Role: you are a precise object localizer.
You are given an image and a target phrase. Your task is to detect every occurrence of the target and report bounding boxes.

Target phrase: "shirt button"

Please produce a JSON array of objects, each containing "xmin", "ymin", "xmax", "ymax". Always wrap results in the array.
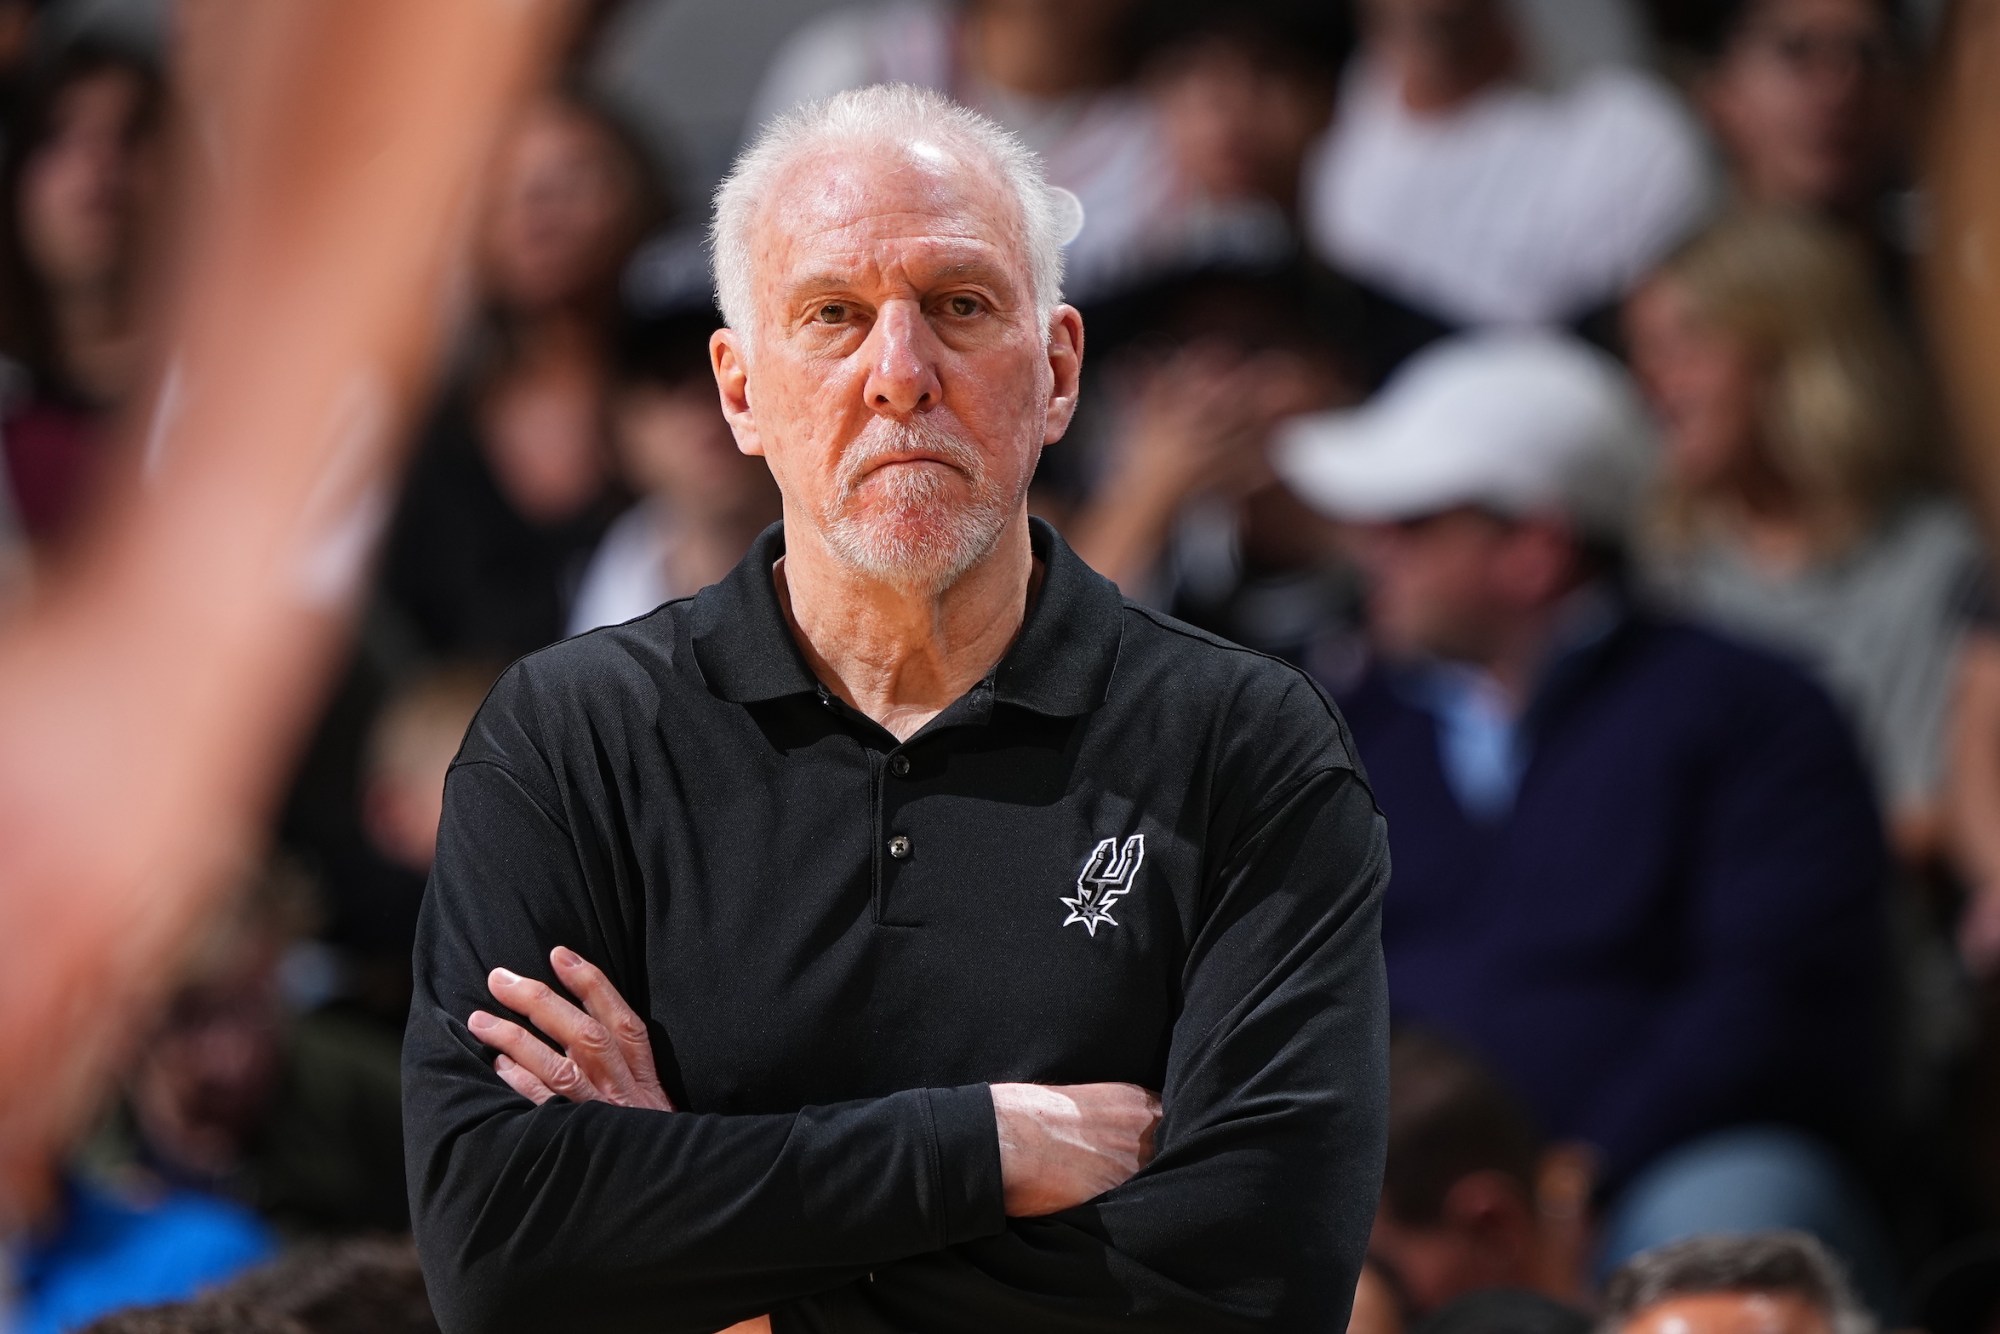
[
  {"xmin": 888, "ymin": 835, "xmax": 911, "ymax": 859},
  {"xmin": 889, "ymin": 754, "xmax": 911, "ymax": 778}
]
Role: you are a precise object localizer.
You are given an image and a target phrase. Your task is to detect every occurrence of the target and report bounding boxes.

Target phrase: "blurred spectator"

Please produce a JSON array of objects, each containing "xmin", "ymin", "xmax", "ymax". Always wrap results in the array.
[
  {"xmin": 375, "ymin": 90, "xmax": 656, "ymax": 662},
  {"xmin": 1601, "ymin": 1232, "xmax": 1877, "ymax": 1334},
  {"xmin": 212, "ymin": 1236, "xmax": 437, "ymax": 1334},
  {"xmin": 85, "ymin": 863, "xmax": 408, "ymax": 1237},
  {"xmin": 1372, "ymin": 1030, "xmax": 1596, "ymax": 1316},
  {"xmin": 1504, "ymin": 0, "xmax": 1652, "ymax": 85},
  {"xmin": 1301, "ymin": 0, "xmax": 1712, "ymax": 333},
  {"xmin": 1276, "ymin": 331, "xmax": 1893, "ymax": 1281},
  {"xmin": 0, "ymin": 0, "xmax": 40, "ymax": 98},
  {"xmin": 1414, "ymin": 1290, "xmax": 1594, "ymax": 1334},
  {"xmin": 1685, "ymin": 0, "xmax": 1913, "ymax": 283},
  {"xmin": 566, "ymin": 306, "xmax": 779, "ymax": 633},
  {"xmin": 76, "ymin": 1235, "xmax": 439, "ymax": 1334},
  {"xmin": 746, "ymin": 0, "xmax": 1179, "ymax": 302},
  {"xmin": 1064, "ymin": 262, "xmax": 1358, "ymax": 658},
  {"xmin": 12, "ymin": 1174, "xmax": 272, "ymax": 1334},
  {"xmin": 1625, "ymin": 209, "xmax": 1979, "ymax": 864},
  {"xmin": 1145, "ymin": 3, "xmax": 1346, "ymax": 218},
  {"xmin": 1123, "ymin": 1, "xmax": 1348, "ymax": 282},
  {"xmin": 0, "ymin": 37, "xmax": 161, "ymax": 550},
  {"xmin": 307, "ymin": 663, "xmax": 494, "ymax": 1026},
  {"xmin": 81, "ymin": 1307, "xmax": 303, "ymax": 1334}
]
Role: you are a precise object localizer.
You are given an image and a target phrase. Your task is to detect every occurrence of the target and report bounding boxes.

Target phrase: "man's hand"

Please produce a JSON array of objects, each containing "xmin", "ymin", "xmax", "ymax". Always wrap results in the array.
[
  {"xmin": 468, "ymin": 946, "xmax": 675, "ymax": 1110},
  {"xmin": 991, "ymin": 1082, "xmax": 1162, "ymax": 1216},
  {"xmin": 469, "ymin": 954, "xmax": 1163, "ymax": 1223}
]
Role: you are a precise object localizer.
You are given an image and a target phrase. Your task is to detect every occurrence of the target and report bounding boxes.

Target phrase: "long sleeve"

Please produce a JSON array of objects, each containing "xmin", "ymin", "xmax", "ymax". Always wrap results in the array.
[
  {"xmin": 404, "ymin": 757, "xmax": 1005, "ymax": 1334},
  {"xmin": 1577, "ymin": 669, "xmax": 1892, "ymax": 1183},
  {"xmin": 773, "ymin": 767, "xmax": 1393, "ymax": 1333}
]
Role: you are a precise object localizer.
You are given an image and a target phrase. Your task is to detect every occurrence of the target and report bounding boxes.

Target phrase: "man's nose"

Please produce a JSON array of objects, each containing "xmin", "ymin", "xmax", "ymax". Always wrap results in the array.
[{"xmin": 861, "ymin": 301, "xmax": 942, "ymax": 416}]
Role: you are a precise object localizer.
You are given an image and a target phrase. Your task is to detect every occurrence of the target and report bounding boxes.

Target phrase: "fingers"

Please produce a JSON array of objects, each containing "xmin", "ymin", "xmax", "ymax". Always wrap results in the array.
[
  {"xmin": 487, "ymin": 965, "xmax": 643, "ymax": 1103},
  {"xmin": 468, "ymin": 1007, "xmax": 600, "ymax": 1103},
  {"xmin": 551, "ymin": 947, "xmax": 674, "ymax": 1111},
  {"xmin": 494, "ymin": 1052, "xmax": 556, "ymax": 1104}
]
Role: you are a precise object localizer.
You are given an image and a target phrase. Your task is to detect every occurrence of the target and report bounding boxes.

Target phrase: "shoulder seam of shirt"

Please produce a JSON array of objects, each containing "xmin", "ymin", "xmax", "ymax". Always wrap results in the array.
[
  {"xmin": 444, "ymin": 756, "xmax": 573, "ymax": 834},
  {"xmin": 1120, "ymin": 599, "xmax": 1360, "ymax": 751},
  {"xmin": 1234, "ymin": 764, "xmax": 1377, "ymax": 856}
]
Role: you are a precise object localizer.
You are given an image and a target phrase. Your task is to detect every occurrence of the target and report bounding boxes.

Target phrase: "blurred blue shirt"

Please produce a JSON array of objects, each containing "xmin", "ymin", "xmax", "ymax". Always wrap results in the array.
[{"xmin": 12, "ymin": 1175, "xmax": 274, "ymax": 1334}]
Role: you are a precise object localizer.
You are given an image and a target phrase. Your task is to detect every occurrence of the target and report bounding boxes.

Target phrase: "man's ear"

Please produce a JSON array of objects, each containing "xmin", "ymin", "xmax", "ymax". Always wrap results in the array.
[
  {"xmin": 711, "ymin": 327, "xmax": 762, "ymax": 457},
  {"xmin": 1042, "ymin": 303, "xmax": 1085, "ymax": 446}
]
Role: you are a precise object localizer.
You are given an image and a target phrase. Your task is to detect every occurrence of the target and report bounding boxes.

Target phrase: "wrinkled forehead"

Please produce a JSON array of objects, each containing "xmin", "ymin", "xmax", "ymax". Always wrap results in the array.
[{"xmin": 751, "ymin": 140, "xmax": 1032, "ymax": 300}]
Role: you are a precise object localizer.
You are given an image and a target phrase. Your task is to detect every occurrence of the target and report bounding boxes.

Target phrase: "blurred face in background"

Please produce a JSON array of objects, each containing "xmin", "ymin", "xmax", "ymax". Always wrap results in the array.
[
  {"xmin": 970, "ymin": 0, "xmax": 1135, "ymax": 44},
  {"xmin": 1353, "ymin": 508, "xmax": 1575, "ymax": 665},
  {"xmin": 129, "ymin": 926, "xmax": 287, "ymax": 1176},
  {"xmin": 614, "ymin": 372, "xmax": 777, "ymax": 523},
  {"xmin": 1362, "ymin": 0, "xmax": 1518, "ymax": 113},
  {"xmin": 1624, "ymin": 275, "xmax": 1767, "ymax": 498},
  {"xmin": 1703, "ymin": 0, "xmax": 1906, "ymax": 214},
  {"xmin": 480, "ymin": 99, "xmax": 643, "ymax": 315},
  {"xmin": 1368, "ymin": 1185, "xmax": 1541, "ymax": 1316},
  {"xmin": 1153, "ymin": 36, "xmax": 1334, "ymax": 206},
  {"xmin": 18, "ymin": 64, "xmax": 157, "ymax": 298},
  {"xmin": 1621, "ymin": 1292, "xmax": 1835, "ymax": 1334}
]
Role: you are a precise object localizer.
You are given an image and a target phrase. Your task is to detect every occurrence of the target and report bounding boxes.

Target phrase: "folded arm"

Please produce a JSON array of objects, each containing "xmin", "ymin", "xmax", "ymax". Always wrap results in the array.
[
  {"xmin": 774, "ymin": 766, "xmax": 1393, "ymax": 1333},
  {"xmin": 405, "ymin": 758, "xmax": 1010, "ymax": 1334}
]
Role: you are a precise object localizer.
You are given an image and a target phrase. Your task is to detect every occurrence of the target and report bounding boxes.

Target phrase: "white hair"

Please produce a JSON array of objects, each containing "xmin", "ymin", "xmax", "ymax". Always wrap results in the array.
[{"xmin": 709, "ymin": 83, "xmax": 1068, "ymax": 341}]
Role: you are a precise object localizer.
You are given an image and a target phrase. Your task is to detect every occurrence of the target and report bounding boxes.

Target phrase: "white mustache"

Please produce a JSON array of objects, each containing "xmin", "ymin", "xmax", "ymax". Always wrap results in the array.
[{"xmin": 837, "ymin": 416, "xmax": 985, "ymax": 496}]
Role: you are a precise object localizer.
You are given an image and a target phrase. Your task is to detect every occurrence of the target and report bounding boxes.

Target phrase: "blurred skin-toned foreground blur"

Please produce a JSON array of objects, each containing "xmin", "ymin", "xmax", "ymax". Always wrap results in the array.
[
  {"xmin": 3, "ymin": 0, "xmax": 2000, "ymax": 1304},
  {"xmin": 0, "ymin": 0, "xmax": 570, "ymax": 1229}
]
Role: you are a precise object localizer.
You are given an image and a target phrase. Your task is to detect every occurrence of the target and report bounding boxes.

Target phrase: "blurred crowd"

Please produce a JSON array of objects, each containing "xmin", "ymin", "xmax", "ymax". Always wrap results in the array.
[{"xmin": 2, "ymin": 0, "xmax": 1999, "ymax": 1330}]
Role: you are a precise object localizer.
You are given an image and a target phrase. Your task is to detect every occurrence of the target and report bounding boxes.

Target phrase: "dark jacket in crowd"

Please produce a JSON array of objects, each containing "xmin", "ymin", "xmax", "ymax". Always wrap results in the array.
[
  {"xmin": 375, "ymin": 392, "xmax": 621, "ymax": 663},
  {"xmin": 1333, "ymin": 605, "xmax": 1891, "ymax": 1188}
]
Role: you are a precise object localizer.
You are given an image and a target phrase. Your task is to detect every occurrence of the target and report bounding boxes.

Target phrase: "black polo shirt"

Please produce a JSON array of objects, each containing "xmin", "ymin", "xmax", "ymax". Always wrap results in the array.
[{"xmin": 404, "ymin": 518, "xmax": 1390, "ymax": 1334}]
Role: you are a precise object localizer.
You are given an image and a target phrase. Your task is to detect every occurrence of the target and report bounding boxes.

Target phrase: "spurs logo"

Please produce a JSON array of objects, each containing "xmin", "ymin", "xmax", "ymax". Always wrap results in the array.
[{"xmin": 1062, "ymin": 834, "xmax": 1145, "ymax": 937}]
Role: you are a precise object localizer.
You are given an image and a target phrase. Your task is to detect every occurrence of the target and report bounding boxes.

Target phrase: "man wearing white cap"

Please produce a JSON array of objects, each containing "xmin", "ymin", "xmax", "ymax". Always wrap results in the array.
[{"xmin": 1276, "ymin": 331, "xmax": 1898, "ymax": 1286}]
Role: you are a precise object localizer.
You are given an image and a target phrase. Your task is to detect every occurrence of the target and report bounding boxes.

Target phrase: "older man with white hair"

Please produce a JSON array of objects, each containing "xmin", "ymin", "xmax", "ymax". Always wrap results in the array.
[{"xmin": 401, "ymin": 85, "xmax": 1390, "ymax": 1333}]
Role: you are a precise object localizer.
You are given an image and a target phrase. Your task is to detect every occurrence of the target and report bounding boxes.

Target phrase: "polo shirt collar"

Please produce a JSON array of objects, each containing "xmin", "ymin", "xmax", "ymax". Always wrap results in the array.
[{"xmin": 689, "ymin": 517, "xmax": 1124, "ymax": 718}]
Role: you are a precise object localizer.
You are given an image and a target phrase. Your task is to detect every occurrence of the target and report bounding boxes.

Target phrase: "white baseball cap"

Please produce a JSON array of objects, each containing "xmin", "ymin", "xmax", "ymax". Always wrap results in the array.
[{"xmin": 1273, "ymin": 330, "xmax": 1656, "ymax": 540}]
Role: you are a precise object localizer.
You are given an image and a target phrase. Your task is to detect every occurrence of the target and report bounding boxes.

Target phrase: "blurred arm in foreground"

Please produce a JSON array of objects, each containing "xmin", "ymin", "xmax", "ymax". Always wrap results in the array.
[{"xmin": 0, "ymin": 0, "xmax": 567, "ymax": 1228}]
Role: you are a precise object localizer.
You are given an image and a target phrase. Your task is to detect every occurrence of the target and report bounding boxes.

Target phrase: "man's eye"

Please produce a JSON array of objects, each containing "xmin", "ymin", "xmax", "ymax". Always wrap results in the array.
[
  {"xmin": 815, "ymin": 303, "xmax": 849, "ymax": 324},
  {"xmin": 945, "ymin": 295, "xmax": 982, "ymax": 317}
]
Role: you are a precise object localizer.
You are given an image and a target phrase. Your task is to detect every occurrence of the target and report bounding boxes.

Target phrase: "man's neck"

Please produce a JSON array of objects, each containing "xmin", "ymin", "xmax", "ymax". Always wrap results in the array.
[{"xmin": 774, "ymin": 512, "xmax": 1038, "ymax": 742}]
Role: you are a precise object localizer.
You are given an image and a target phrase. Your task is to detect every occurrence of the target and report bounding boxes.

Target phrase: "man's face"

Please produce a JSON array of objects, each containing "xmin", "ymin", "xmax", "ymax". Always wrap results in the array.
[
  {"xmin": 1705, "ymin": 0, "xmax": 1906, "ymax": 214},
  {"xmin": 1352, "ymin": 508, "xmax": 1525, "ymax": 664},
  {"xmin": 712, "ymin": 142, "xmax": 1080, "ymax": 590},
  {"xmin": 1623, "ymin": 1292, "xmax": 1836, "ymax": 1334}
]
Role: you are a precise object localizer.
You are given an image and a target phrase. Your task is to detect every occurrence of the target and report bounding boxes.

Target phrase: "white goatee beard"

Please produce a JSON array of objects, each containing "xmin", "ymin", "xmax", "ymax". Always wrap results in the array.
[{"xmin": 818, "ymin": 415, "xmax": 1022, "ymax": 592}]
